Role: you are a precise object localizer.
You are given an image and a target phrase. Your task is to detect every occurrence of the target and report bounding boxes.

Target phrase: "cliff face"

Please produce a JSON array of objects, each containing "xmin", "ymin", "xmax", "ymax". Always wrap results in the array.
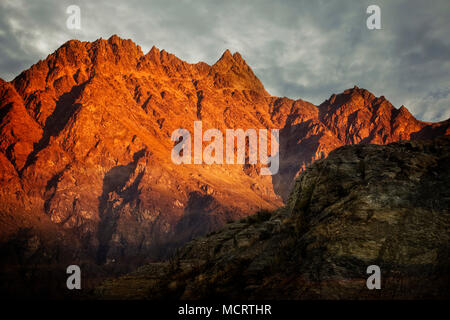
[
  {"xmin": 96, "ymin": 137, "xmax": 450, "ymax": 299},
  {"xmin": 0, "ymin": 35, "xmax": 448, "ymax": 265}
]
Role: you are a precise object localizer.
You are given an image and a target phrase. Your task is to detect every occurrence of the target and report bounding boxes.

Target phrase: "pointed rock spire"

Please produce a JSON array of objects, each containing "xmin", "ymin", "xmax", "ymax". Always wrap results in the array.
[
  {"xmin": 221, "ymin": 49, "xmax": 233, "ymax": 59},
  {"xmin": 147, "ymin": 45, "xmax": 161, "ymax": 63},
  {"xmin": 213, "ymin": 49, "xmax": 248, "ymax": 71}
]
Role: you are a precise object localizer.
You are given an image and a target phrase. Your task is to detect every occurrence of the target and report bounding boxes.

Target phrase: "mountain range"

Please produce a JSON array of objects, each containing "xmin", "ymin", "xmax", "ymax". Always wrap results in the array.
[{"xmin": 0, "ymin": 35, "xmax": 448, "ymax": 271}]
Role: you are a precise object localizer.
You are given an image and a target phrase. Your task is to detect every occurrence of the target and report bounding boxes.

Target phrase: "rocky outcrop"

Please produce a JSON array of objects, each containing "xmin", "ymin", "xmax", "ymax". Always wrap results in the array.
[{"xmin": 96, "ymin": 137, "xmax": 450, "ymax": 299}]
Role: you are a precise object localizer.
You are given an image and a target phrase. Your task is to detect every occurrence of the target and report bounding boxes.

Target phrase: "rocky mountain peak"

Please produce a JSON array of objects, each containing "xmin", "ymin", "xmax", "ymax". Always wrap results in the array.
[
  {"xmin": 211, "ymin": 49, "xmax": 266, "ymax": 93},
  {"xmin": 147, "ymin": 45, "xmax": 160, "ymax": 57},
  {"xmin": 232, "ymin": 51, "xmax": 245, "ymax": 64},
  {"xmin": 213, "ymin": 49, "xmax": 247, "ymax": 70},
  {"xmin": 221, "ymin": 48, "xmax": 233, "ymax": 58},
  {"xmin": 396, "ymin": 105, "xmax": 414, "ymax": 118}
]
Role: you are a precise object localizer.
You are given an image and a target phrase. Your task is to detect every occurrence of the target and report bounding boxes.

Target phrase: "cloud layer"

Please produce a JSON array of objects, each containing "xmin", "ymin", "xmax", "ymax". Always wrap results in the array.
[{"xmin": 0, "ymin": 0, "xmax": 449, "ymax": 121}]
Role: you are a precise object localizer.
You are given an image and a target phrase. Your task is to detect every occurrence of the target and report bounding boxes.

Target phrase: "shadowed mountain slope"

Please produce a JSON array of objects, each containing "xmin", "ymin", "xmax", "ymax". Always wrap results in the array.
[{"xmin": 96, "ymin": 136, "xmax": 450, "ymax": 300}]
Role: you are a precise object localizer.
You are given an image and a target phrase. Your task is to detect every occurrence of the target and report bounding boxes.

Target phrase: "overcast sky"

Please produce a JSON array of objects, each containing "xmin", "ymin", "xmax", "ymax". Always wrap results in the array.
[{"xmin": 0, "ymin": 0, "xmax": 449, "ymax": 121}]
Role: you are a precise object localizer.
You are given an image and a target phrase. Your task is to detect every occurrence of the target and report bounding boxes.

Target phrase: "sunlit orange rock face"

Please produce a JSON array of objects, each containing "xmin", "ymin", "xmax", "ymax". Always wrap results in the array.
[{"xmin": 0, "ymin": 35, "xmax": 448, "ymax": 262}]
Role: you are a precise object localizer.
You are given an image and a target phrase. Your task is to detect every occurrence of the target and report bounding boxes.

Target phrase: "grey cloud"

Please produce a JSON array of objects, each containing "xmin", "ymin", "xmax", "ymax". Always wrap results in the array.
[{"xmin": 0, "ymin": 0, "xmax": 448, "ymax": 121}]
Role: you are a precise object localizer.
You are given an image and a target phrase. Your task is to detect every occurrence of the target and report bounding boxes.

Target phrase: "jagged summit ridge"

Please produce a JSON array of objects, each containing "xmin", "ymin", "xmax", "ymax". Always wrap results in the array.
[{"xmin": 214, "ymin": 49, "xmax": 247, "ymax": 67}]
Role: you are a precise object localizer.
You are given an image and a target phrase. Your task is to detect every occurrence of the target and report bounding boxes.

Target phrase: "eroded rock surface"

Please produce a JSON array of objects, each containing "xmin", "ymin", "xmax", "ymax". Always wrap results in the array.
[{"xmin": 96, "ymin": 137, "xmax": 450, "ymax": 299}]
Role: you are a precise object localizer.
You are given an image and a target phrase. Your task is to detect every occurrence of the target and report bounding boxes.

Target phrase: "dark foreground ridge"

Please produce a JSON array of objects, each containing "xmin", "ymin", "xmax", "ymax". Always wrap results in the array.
[{"xmin": 96, "ymin": 136, "xmax": 450, "ymax": 299}]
